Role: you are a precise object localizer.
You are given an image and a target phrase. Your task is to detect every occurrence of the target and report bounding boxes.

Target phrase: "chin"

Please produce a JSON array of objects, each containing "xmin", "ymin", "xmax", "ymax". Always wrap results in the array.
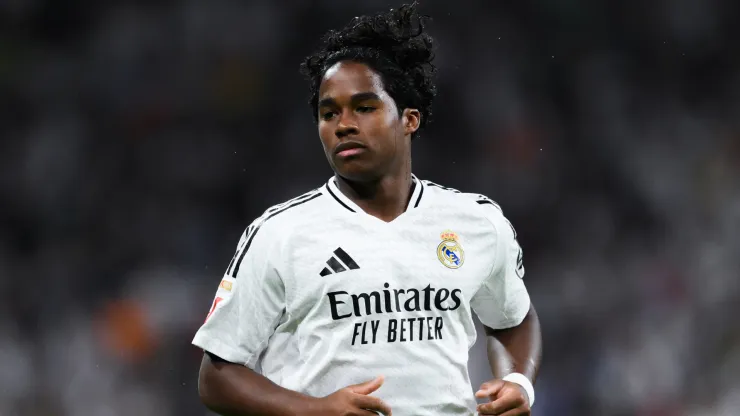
[{"xmin": 334, "ymin": 161, "xmax": 382, "ymax": 183}]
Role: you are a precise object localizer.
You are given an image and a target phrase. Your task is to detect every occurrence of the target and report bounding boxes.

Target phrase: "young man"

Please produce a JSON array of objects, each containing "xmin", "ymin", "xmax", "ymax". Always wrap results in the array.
[{"xmin": 193, "ymin": 3, "xmax": 542, "ymax": 415}]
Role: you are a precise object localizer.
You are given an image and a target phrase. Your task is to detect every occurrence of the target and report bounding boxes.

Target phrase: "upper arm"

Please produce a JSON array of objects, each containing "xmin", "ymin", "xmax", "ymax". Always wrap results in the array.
[
  {"xmin": 198, "ymin": 350, "xmax": 260, "ymax": 412},
  {"xmin": 470, "ymin": 204, "xmax": 530, "ymax": 329},
  {"xmin": 192, "ymin": 221, "xmax": 286, "ymax": 368},
  {"xmin": 198, "ymin": 352, "xmax": 226, "ymax": 403}
]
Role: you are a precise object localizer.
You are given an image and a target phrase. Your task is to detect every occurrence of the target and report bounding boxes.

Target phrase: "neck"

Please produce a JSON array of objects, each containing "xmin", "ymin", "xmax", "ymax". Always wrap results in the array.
[{"xmin": 335, "ymin": 163, "xmax": 414, "ymax": 223}]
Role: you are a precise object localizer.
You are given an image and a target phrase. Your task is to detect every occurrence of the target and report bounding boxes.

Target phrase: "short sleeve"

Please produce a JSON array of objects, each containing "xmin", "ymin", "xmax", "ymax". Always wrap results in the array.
[
  {"xmin": 192, "ymin": 221, "xmax": 285, "ymax": 368},
  {"xmin": 470, "ymin": 206, "xmax": 530, "ymax": 329}
]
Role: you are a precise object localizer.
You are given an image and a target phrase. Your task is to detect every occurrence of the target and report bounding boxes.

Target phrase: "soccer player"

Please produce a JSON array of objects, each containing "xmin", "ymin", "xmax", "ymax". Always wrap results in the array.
[{"xmin": 193, "ymin": 3, "xmax": 542, "ymax": 415}]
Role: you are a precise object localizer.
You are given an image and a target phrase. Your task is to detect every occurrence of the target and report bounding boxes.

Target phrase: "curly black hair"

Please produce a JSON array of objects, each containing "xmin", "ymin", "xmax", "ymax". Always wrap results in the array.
[{"xmin": 299, "ymin": 2, "xmax": 437, "ymax": 140}]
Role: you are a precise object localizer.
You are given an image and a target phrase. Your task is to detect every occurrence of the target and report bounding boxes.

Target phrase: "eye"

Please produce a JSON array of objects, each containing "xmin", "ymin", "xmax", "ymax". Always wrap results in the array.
[
  {"xmin": 357, "ymin": 106, "xmax": 376, "ymax": 113},
  {"xmin": 320, "ymin": 111, "xmax": 336, "ymax": 121}
]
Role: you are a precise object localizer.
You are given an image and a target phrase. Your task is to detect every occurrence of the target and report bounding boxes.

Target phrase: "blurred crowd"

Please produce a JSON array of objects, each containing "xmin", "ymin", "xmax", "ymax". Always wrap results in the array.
[{"xmin": 1, "ymin": 0, "xmax": 739, "ymax": 415}]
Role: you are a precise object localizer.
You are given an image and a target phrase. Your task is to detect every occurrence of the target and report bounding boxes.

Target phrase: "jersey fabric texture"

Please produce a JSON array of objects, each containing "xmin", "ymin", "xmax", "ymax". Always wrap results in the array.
[{"xmin": 192, "ymin": 175, "xmax": 531, "ymax": 416}]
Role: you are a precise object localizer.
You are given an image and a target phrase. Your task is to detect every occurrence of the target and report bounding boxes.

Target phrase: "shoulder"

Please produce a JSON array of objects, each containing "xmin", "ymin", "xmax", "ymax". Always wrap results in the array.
[
  {"xmin": 421, "ymin": 179, "xmax": 502, "ymax": 213},
  {"xmin": 242, "ymin": 187, "xmax": 326, "ymax": 245},
  {"xmin": 420, "ymin": 178, "xmax": 515, "ymax": 233},
  {"xmin": 226, "ymin": 187, "xmax": 325, "ymax": 278}
]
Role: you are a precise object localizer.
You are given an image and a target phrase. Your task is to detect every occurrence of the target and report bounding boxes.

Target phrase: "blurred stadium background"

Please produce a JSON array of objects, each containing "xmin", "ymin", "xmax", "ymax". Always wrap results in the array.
[{"xmin": 1, "ymin": 0, "xmax": 739, "ymax": 415}]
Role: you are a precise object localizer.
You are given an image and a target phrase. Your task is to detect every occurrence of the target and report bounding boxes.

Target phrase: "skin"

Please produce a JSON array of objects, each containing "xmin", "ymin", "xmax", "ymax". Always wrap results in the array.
[
  {"xmin": 316, "ymin": 61, "xmax": 420, "ymax": 223},
  {"xmin": 477, "ymin": 305, "xmax": 543, "ymax": 415},
  {"xmin": 197, "ymin": 60, "xmax": 542, "ymax": 416},
  {"xmin": 198, "ymin": 354, "xmax": 391, "ymax": 416}
]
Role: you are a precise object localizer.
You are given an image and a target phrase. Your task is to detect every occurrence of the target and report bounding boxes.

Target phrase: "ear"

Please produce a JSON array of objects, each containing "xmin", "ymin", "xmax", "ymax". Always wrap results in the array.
[{"xmin": 402, "ymin": 108, "xmax": 421, "ymax": 136}]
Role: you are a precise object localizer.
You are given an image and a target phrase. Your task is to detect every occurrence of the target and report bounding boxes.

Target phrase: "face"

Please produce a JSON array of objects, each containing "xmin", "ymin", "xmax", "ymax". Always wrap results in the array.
[{"xmin": 317, "ymin": 61, "xmax": 420, "ymax": 182}]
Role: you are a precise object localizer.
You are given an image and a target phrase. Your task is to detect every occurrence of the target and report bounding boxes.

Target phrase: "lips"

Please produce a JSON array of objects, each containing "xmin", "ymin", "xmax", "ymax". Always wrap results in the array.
[{"xmin": 334, "ymin": 141, "xmax": 367, "ymax": 157}]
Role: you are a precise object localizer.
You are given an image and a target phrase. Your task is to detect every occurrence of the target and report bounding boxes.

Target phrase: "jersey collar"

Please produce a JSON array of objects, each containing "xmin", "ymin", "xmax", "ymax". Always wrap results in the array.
[{"xmin": 325, "ymin": 174, "xmax": 425, "ymax": 214}]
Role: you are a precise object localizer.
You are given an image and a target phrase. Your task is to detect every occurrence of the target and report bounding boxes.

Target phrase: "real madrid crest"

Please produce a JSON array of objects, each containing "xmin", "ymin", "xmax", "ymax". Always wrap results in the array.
[{"xmin": 437, "ymin": 230, "xmax": 465, "ymax": 269}]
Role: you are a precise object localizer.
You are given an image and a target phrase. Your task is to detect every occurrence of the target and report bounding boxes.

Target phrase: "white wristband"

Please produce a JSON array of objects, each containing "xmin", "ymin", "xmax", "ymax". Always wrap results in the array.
[{"xmin": 502, "ymin": 372, "xmax": 535, "ymax": 407}]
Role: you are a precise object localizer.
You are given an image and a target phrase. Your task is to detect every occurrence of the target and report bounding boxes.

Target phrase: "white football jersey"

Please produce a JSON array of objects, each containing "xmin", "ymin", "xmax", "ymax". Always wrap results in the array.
[{"xmin": 192, "ymin": 175, "xmax": 531, "ymax": 416}]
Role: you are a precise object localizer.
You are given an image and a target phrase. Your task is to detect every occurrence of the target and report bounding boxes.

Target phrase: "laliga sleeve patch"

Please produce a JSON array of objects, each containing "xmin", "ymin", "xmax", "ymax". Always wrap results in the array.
[{"xmin": 219, "ymin": 279, "xmax": 233, "ymax": 291}]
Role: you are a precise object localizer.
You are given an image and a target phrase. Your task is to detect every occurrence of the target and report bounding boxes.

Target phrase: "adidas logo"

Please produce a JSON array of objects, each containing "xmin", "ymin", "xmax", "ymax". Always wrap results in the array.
[{"xmin": 320, "ymin": 248, "xmax": 360, "ymax": 276}]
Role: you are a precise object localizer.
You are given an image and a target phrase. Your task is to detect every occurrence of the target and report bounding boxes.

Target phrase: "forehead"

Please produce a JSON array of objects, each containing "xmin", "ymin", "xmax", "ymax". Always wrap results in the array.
[{"xmin": 318, "ymin": 61, "xmax": 388, "ymax": 100}]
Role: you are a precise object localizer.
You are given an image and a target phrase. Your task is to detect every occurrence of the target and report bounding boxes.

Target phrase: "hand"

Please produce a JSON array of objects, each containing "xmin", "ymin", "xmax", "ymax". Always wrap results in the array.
[
  {"xmin": 307, "ymin": 376, "xmax": 392, "ymax": 416},
  {"xmin": 475, "ymin": 379, "xmax": 530, "ymax": 415}
]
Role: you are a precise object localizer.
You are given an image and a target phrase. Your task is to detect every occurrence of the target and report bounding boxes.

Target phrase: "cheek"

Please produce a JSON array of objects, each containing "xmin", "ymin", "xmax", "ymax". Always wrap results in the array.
[
  {"xmin": 317, "ymin": 123, "xmax": 334, "ymax": 150},
  {"xmin": 366, "ymin": 109, "xmax": 399, "ymax": 135},
  {"xmin": 383, "ymin": 107, "xmax": 398, "ymax": 127},
  {"xmin": 384, "ymin": 110, "xmax": 404, "ymax": 140}
]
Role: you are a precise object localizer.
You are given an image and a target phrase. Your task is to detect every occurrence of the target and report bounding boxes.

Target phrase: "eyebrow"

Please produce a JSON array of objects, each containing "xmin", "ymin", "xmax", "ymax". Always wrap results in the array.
[{"xmin": 318, "ymin": 92, "xmax": 382, "ymax": 108}]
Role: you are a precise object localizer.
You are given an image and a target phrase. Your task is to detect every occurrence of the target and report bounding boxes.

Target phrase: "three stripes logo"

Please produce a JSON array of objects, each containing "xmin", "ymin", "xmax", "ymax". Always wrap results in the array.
[{"xmin": 320, "ymin": 248, "xmax": 360, "ymax": 276}]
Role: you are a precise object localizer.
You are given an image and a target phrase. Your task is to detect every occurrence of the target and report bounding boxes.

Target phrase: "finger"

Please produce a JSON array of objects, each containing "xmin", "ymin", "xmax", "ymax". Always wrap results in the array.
[
  {"xmin": 353, "ymin": 394, "xmax": 392, "ymax": 416},
  {"xmin": 358, "ymin": 409, "xmax": 386, "ymax": 416},
  {"xmin": 476, "ymin": 396, "xmax": 520, "ymax": 415},
  {"xmin": 475, "ymin": 379, "xmax": 505, "ymax": 399},
  {"xmin": 358, "ymin": 410, "xmax": 383, "ymax": 416},
  {"xmin": 348, "ymin": 376, "xmax": 385, "ymax": 395},
  {"xmin": 497, "ymin": 406, "xmax": 530, "ymax": 416}
]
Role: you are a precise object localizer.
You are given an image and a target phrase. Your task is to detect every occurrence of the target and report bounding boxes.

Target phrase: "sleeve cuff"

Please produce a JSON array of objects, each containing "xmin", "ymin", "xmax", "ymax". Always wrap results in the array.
[{"xmin": 192, "ymin": 333, "xmax": 256, "ymax": 369}]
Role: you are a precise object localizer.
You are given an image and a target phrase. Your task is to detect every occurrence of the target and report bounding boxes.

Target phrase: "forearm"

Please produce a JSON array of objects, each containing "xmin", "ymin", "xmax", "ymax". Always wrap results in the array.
[
  {"xmin": 198, "ymin": 352, "xmax": 315, "ymax": 416},
  {"xmin": 484, "ymin": 304, "xmax": 542, "ymax": 382}
]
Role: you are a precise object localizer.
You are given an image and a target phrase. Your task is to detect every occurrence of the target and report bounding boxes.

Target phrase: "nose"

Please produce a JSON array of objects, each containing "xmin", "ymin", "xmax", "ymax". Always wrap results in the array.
[{"xmin": 335, "ymin": 111, "xmax": 359, "ymax": 138}]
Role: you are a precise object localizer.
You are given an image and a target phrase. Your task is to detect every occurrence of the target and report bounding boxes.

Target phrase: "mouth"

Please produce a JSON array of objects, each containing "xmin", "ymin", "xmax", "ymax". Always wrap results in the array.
[{"xmin": 334, "ymin": 141, "xmax": 367, "ymax": 158}]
